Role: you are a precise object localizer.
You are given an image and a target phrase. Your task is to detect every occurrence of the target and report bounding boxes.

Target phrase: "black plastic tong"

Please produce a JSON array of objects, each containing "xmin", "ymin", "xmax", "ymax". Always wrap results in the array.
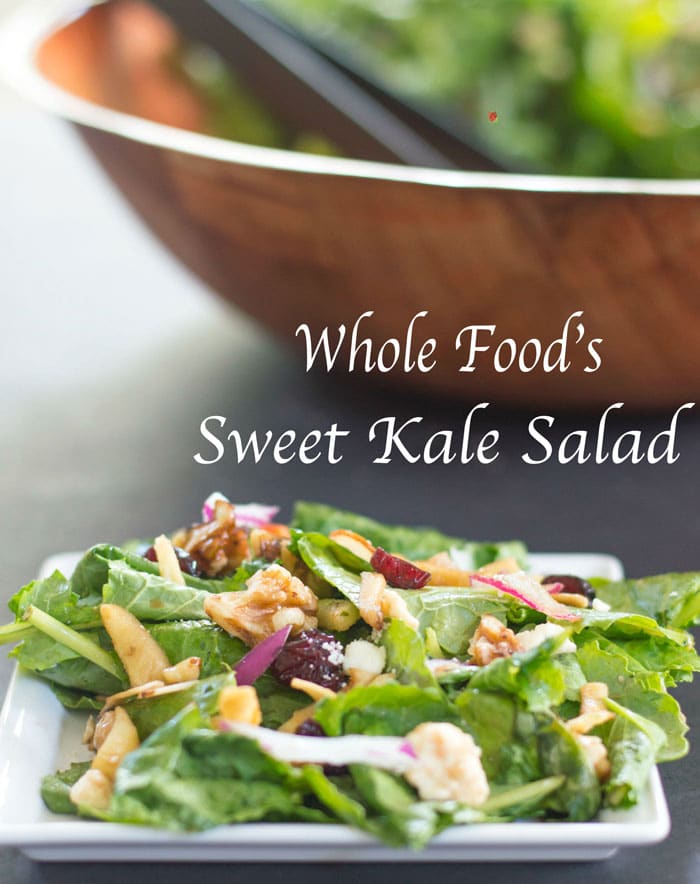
[{"xmin": 148, "ymin": 0, "xmax": 504, "ymax": 170}]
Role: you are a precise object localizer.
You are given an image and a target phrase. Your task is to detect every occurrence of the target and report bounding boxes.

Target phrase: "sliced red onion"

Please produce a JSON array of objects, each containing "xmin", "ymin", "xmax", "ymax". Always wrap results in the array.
[
  {"xmin": 399, "ymin": 741, "xmax": 418, "ymax": 759},
  {"xmin": 201, "ymin": 494, "xmax": 279, "ymax": 529},
  {"xmin": 202, "ymin": 491, "xmax": 231, "ymax": 522},
  {"xmin": 233, "ymin": 503, "xmax": 281, "ymax": 530},
  {"xmin": 542, "ymin": 581, "xmax": 565, "ymax": 595},
  {"xmin": 471, "ymin": 573, "xmax": 582, "ymax": 621},
  {"xmin": 219, "ymin": 722, "xmax": 416, "ymax": 772},
  {"xmin": 233, "ymin": 625, "xmax": 292, "ymax": 686}
]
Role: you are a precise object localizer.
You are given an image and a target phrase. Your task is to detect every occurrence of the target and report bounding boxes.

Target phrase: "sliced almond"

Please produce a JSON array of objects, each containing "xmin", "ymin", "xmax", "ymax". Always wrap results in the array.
[
  {"xmin": 359, "ymin": 571, "xmax": 386, "ymax": 629},
  {"xmin": 92, "ymin": 710, "xmax": 116, "ymax": 751},
  {"xmin": 289, "ymin": 677, "xmax": 337, "ymax": 702},
  {"xmin": 103, "ymin": 680, "xmax": 165, "ymax": 709},
  {"xmin": 580, "ymin": 682, "xmax": 609, "ymax": 712},
  {"xmin": 137, "ymin": 680, "xmax": 199, "ymax": 699},
  {"xmin": 346, "ymin": 668, "xmax": 376, "ymax": 688},
  {"xmin": 567, "ymin": 709, "xmax": 616, "ymax": 734},
  {"xmin": 369, "ymin": 672, "xmax": 396, "ymax": 687},
  {"xmin": 551, "ymin": 592, "xmax": 589, "ymax": 609},
  {"xmin": 380, "ymin": 588, "xmax": 419, "ymax": 630},
  {"xmin": 102, "ymin": 679, "xmax": 198, "ymax": 709},
  {"xmin": 278, "ymin": 702, "xmax": 317, "ymax": 734},
  {"xmin": 163, "ymin": 657, "xmax": 201, "ymax": 685},
  {"xmin": 567, "ymin": 682, "xmax": 615, "ymax": 734},
  {"xmin": 330, "ymin": 530, "xmax": 375, "ymax": 562},
  {"xmin": 153, "ymin": 534, "xmax": 185, "ymax": 585},
  {"xmin": 82, "ymin": 715, "xmax": 96, "ymax": 747}
]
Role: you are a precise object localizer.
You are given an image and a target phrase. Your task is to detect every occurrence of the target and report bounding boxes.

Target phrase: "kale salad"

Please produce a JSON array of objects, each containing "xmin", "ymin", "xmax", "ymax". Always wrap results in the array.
[{"xmin": 1, "ymin": 495, "xmax": 698, "ymax": 848}]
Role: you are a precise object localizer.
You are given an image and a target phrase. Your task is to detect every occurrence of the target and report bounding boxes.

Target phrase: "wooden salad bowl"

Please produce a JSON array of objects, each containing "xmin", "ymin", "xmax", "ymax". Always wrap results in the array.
[{"xmin": 3, "ymin": 0, "xmax": 700, "ymax": 407}]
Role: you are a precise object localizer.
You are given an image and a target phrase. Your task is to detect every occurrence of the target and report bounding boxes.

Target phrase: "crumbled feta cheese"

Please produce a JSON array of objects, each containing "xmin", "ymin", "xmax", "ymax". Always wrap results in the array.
[
  {"xmin": 515, "ymin": 622, "xmax": 576, "ymax": 655},
  {"xmin": 321, "ymin": 640, "xmax": 345, "ymax": 668},
  {"xmin": 343, "ymin": 640, "xmax": 385, "ymax": 676},
  {"xmin": 592, "ymin": 598, "xmax": 611, "ymax": 612}
]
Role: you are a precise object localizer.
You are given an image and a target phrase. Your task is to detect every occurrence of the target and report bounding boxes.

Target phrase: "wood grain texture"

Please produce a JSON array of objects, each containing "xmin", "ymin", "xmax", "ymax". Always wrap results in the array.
[{"xmin": 37, "ymin": 2, "xmax": 700, "ymax": 408}]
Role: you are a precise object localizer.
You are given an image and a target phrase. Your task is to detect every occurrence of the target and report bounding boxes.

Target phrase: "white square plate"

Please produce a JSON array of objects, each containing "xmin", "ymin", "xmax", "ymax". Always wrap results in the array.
[{"xmin": 0, "ymin": 552, "xmax": 670, "ymax": 862}]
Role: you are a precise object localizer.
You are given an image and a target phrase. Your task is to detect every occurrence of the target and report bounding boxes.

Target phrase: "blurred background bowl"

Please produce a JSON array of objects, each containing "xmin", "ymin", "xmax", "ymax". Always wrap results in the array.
[{"xmin": 2, "ymin": 0, "xmax": 700, "ymax": 408}]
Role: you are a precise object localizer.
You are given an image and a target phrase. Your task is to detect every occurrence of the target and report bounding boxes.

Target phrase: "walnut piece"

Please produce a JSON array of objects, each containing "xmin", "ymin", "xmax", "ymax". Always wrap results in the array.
[
  {"xmin": 468, "ymin": 614, "xmax": 519, "ymax": 666},
  {"xmin": 405, "ymin": 722, "xmax": 490, "ymax": 806},
  {"xmin": 249, "ymin": 525, "xmax": 291, "ymax": 562},
  {"xmin": 172, "ymin": 500, "xmax": 249, "ymax": 577},
  {"xmin": 204, "ymin": 564, "xmax": 318, "ymax": 646}
]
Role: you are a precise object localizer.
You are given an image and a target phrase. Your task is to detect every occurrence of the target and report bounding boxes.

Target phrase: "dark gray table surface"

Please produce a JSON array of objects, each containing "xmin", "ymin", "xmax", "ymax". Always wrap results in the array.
[{"xmin": 1, "ymin": 100, "xmax": 698, "ymax": 883}]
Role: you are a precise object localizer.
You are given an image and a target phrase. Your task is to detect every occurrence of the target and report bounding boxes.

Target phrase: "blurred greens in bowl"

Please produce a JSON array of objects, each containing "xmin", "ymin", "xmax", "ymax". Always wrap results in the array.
[
  {"xmin": 259, "ymin": 0, "xmax": 700, "ymax": 177},
  {"xmin": 169, "ymin": 43, "xmax": 339, "ymax": 155}
]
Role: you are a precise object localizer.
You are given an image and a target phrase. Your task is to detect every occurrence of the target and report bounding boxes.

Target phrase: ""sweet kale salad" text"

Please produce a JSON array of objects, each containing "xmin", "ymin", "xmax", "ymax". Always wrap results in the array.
[{"xmin": 195, "ymin": 404, "xmax": 693, "ymax": 466}]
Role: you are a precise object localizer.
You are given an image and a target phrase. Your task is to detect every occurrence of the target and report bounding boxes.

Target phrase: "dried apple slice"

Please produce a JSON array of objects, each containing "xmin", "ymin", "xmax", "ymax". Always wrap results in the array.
[{"xmin": 100, "ymin": 603, "xmax": 170, "ymax": 686}]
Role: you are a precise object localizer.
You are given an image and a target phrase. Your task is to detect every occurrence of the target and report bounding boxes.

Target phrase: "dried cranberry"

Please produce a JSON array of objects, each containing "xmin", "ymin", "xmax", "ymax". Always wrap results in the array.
[
  {"xmin": 143, "ymin": 545, "xmax": 203, "ymax": 578},
  {"xmin": 295, "ymin": 719, "xmax": 326, "ymax": 738},
  {"xmin": 542, "ymin": 574, "xmax": 595, "ymax": 602},
  {"xmin": 370, "ymin": 548, "xmax": 431, "ymax": 590},
  {"xmin": 271, "ymin": 629, "xmax": 347, "ymax": 692},
  {"xmin": 295, "ymin": 719, "xmax": 347, "ymax": 775}
]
